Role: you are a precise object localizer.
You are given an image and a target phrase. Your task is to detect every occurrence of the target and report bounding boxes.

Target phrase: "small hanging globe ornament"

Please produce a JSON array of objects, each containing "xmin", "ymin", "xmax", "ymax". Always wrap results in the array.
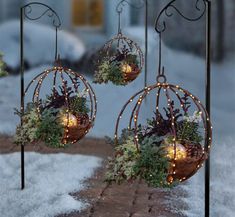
[
  {"xmin": 93, "ymin": 2, "xmax": 144, "ymax": 86},
  {"xmin": 20, "ymin": 56, "xmax": 97, "ymax": 148},
  {"xmin": 109, "ymin": 68, "xmax": 212, "ymax": 187}
]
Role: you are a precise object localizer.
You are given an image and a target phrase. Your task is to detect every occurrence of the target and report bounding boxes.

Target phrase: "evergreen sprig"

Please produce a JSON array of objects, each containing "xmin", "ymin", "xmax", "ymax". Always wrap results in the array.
[
  {"xmin": 134, "ymin": 143, "xmax": 170, "ymax": 188},
  {"xmin": 0, "ymin": 53, "xmax": 8, "ymax": 78},
  {"xmin": 70, "ymin": 96, "xmax": 90, "ymax": 114},
  {"xmin": 35, "ymin": 108, "xmax": 65, "ymax": 148},
  {"xmin": 94, "ymin": 53, "xmax": 139, "ymax": 85},
  {"xmin": 177, "ymin": 120, "xmax": 203, "ymax": 143},
  {"xmin": 14, "ymin": 106, "xmax": 40, "ymax": 145},
  {"xmin": 105, "ymin": 136, "xmax": 140, "ymax": 184}
]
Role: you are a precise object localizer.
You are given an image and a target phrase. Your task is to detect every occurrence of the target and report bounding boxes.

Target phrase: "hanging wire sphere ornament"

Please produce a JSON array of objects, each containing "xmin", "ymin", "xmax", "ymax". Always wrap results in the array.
[
  {"xmin": 24, "ymin": 62, "xmax": 97, "ymax": 146},
  {"xmin": 94, "ymin": 0, "xmax": 145, "ymax": 86},
  {"xmin": 94, "ymin": 32, "xmax": 144, "ymax": 86},
  {"xmin": 114, "ymin": 74, "xmax": 212, "ymax": 185}
]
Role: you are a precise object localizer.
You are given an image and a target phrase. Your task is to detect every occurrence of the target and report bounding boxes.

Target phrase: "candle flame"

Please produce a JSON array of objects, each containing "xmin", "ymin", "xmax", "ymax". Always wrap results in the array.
[
  {"xmin": 121, "ymin": 63, "xmax": 132, "ymax": 74},
  {"xmin": 61, "ymin": 113, "xmax": 77, "ymax": 127},
  {"xmin": 166, "ymin": 143, "xmax": 187, "ymax": 160}
]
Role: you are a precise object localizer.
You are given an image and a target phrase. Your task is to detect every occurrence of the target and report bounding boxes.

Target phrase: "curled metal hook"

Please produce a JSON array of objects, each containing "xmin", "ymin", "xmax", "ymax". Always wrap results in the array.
[
  {"xmin": 155, "ymin": 0, "xmax": 207, "ymax": 33},
  {"xmin": 22, "ymin": 2, "xmax": 61, "ymax": 28},
  {"xmin": 116, "ymin": 0, "xmax": 145, "ymax": 14},
  {"xmin": 116, "ymin": 0, "xmax": 145, "ymax": 34},
  {"xmin": 22, "ymin": 2, "xmax": 62, "ymax": 60}
]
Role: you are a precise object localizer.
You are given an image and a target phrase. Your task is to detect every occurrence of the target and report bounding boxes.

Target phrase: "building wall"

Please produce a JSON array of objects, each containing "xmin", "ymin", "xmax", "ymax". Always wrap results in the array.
[{"xmin": 0, "ymin": 0, "xmax": 21, "ymax": 21}]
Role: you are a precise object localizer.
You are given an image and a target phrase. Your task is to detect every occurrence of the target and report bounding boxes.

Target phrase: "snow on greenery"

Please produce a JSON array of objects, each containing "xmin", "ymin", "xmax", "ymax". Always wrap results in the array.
[
  {"xmin": 0, "ymin": 52, "xmax": 8, "ymax": 77},
  {"xmin": 0, "ymin": 152, "xmax": 101, "ymax": 217},
  {"xmin": 0, "ymin": 20, "xmax": 85, "ymax": 69}
]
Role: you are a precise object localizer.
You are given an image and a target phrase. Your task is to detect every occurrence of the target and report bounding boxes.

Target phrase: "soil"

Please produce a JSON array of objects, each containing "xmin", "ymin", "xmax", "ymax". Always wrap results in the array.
[{"xmin": 0, "ymin": 135, "xmax": 188, "ymax": 217}]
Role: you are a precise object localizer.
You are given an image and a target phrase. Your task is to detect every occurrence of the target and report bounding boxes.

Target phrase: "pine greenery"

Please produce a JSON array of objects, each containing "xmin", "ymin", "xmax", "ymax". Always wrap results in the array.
[
  {"xmin": 0, "ymin": 53, "xmax": 8, "ymax": 78},
  {"xmin": 94, "ymin": 60, "xmax": 125, "ymax": 85},
  {"xmin": 94, "ymin": 53, "xmax": 139, "ymax": 85},
  {"xmin": 177, "ymin": 120, "xmax": 203, "ymax": 143},
  {"xmin": 134, "ymin": 143, "xmax": 170, "ymax": 188},
  {"xmin": 105, "ymin": 137, "xmax": 140, "ymax": 184},
  {"xmin": 70, "ymin": 96, "xmax": 90, "ymax": 114},
  {"xmin": 14, "ymin": 106, "xmax": 40, "ymax": 145},
  {"xmin": 15, "ymin": 84, "xmax": 90, "ymax": 148},
  {"xmin": 105, "ymin": 109, "xmax": 204, "ymax": 188},
  {"xmin": 105, "ymin": 133, "xmax": 171, "ymax": 188},
  {"xmin": 35, "ymin": 108, "xmax": 64, "ymax": 148}
]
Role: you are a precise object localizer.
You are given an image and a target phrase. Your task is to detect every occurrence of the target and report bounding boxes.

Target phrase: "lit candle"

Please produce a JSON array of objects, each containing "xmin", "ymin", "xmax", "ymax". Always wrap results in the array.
[
  {"xmin": 61, "ymin": 113, "xmax": 77, "ymax": 127},
  {"xmin": 121, "ymin": 63, "xmax": 132, "ymax": 74},
  {"xmin": 165, "ymin": 143, "xmax": 187, "ymax": 160}
]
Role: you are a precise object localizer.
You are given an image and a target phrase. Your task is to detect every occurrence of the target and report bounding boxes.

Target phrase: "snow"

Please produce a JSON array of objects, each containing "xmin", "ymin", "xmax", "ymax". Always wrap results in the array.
[
  {"xmin": 0, "ymin": 20, "xmax": 85, "ymax": 69},
  {"xmin": 0, "ymin": 26, "xmax": 235, "ymax": 216},
  {"xmin": 0, "ymin": 152, "xmax": 101, "ymax": 217}
]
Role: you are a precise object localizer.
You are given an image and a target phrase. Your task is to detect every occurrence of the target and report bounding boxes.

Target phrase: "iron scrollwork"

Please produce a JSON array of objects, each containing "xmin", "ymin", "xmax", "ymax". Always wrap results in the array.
[
  {"xmin": 22, "ymin": 2, "xmax": 61, "ymax": 28},
  {"xmin": 116, "ymin": 0, "xmax": 146, "ymax": 14},
  {"xmin": 155, "ymin": 0, "xmax": 209, "ymax": 33}
]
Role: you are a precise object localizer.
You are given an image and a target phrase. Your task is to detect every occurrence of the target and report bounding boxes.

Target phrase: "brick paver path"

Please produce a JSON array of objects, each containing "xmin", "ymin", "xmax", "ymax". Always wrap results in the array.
[
  {"xmin": 75, "ymin": 170, "xmax": 187, "ymax": 217},
  {"xmin": 0, "ymin": 135, "xmax": 188, "ymax": 217}
]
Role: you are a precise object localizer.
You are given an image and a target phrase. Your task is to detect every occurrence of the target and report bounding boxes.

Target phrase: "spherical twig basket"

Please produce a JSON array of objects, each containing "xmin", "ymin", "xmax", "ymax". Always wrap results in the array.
[
  {"xmin": 96, "ymin": 32, "xmax": 144, "ymax": 84},
  {"xmin": 24, "ymin": 65, "xmax": 97, "ymax": 145},
  {"xmin": 115, "ymin": 77, "xmax": 212, "ymax": 183}
]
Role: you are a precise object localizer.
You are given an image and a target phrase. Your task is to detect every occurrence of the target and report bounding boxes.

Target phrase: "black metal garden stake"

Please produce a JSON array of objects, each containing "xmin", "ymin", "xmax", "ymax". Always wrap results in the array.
[
  {"xmin": 154, "ymin": 1, "xmax": 212, "ymax": 216},
  {"xmin": 205, "ymin": 1, "xmax": 211, "ymax": 217},
  {"xmin": 144, "ymin": 0, "xmax": 148, "ymax": 88},
  {"xmin": 20, "ymin": 2, "xmax": 61, "ymax": 190}
]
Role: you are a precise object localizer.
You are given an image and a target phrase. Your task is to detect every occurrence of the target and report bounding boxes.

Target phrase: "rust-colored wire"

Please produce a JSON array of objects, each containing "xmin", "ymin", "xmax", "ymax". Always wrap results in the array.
[
  {"xmin": 24, "ymin": 66, "xmax": 97, "ymax": 144},
  {"xmin": 114, "ymin": 81, "xmax": 212, "ymax": 183}
]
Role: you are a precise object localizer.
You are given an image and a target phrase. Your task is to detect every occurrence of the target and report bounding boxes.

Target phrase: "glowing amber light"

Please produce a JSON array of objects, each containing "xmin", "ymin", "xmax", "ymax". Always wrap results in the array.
[
  {"xmin": 166, "ymin": 143, "xmax": 187, "ymax": 160},
  {"xmin": 121, "ymin": 63, "xmax": 132, "ymax": 74},
  {"xmin": 61, "ymin": 113, "xmax": 77, "ymax": 127}
]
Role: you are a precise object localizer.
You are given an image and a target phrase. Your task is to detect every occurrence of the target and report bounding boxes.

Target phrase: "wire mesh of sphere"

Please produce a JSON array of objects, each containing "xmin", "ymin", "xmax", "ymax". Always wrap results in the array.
[
  {"xmin": 94, "ymin": 32, "xmax": 144, "ymax": 86},
  {"xmin": 23, "ymin": 64, "xmax": 97, "ymax": 147},
  {"xmin": 114, "ymin": 76, "xmax": 212, "ymax": 185}
]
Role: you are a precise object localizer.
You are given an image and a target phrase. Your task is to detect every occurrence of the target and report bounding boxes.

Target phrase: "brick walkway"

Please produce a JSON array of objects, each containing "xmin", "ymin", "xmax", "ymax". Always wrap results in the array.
[
  {"xmin": 71, "ymin": 168, "xmax": 187, "ymax": 217},
  {"xmin": 0, "ymin": 135, "xmax": 188, "ymax": 217}
]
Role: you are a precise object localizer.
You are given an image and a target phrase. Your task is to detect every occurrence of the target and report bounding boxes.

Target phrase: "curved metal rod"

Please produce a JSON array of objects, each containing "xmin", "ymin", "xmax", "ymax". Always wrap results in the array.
[
  {"xmin": 116, "ymin": 0, "xmax": 145, "ymax": 33},
  {"xmin": 116, "ymin": 0, "xmax": 145, "ymax": 14},
  {"xmin": 22, "ymin": 2, "xmax": 61, "ymax": 28},
  {"xmin": 155, "ymin": 0, "xmax": 208, "ymax": 33},
  {"xmin": 67, "ymin": 69, "xmax": 97, "ymax": 123}
]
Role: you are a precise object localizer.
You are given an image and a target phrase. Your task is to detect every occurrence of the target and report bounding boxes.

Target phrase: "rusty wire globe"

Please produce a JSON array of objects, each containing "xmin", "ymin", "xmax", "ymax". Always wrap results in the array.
[
  {"xmin": 115, "ymin": 76, "xmax": 212, "ymax": 184},
  {"xmin": 96, "ymin": 32, "xmax": 144, "ymax": 84},
  {"xmin": 24, "ymin": 65, "xmax": 97, "ymax": 145}
]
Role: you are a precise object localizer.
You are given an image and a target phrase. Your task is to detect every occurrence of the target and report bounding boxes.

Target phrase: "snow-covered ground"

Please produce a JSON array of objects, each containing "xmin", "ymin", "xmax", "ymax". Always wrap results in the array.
[
  {"xmin": 0, "ymin": 21, "xmax": 85, "ymax": 69},
  {"xmin": 0, "ymin": 26, "xmax": 235, "ymax": 216},
  {"xmin": 0, "ymin": 153, "xmax": 101, "ymax": 217}
]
